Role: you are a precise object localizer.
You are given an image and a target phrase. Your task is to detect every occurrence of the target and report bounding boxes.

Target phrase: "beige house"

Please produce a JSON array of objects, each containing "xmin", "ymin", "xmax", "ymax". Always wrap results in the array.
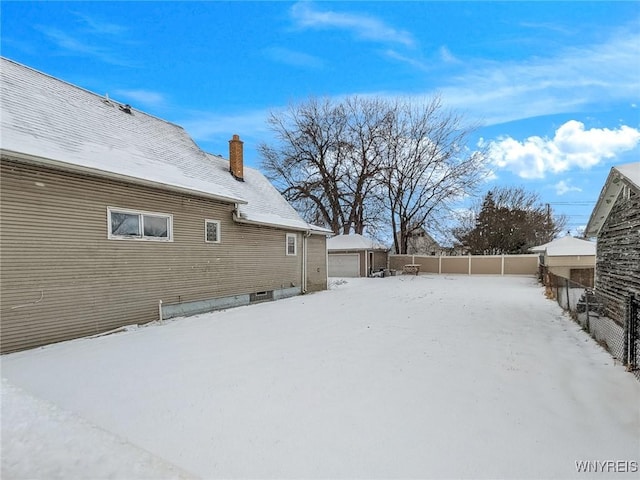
[
  {"xmin": 0, "ymin": 58, "xmax": 330, "ymax": 353},
  {"xmin": 530, "ymin": 236, "xmax": 596, "ymax": 286},
  {"xmin": 394, "ymin": 226, "xmax": 444, "ymax": 255},
  {"xmin": 327, "ymin": 234, "xmax": 389, "ymax": 277}
]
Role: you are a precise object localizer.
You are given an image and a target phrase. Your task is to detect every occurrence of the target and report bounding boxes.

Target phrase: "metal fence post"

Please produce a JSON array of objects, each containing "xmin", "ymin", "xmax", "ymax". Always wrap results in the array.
[
  {"xmin": 626, "ymin": 294, "xmax": 639, "ymax": 372},
  {"xmin": 623, "ymin": 295, "xmax": 631, "ymax": 368},
  {"xmin": 565, "ymin": 278, "xmax": 570, "ymax": 310},
  {"xmin": 585, "ymin": 290, "xmax": 590, "ymax": 333}
]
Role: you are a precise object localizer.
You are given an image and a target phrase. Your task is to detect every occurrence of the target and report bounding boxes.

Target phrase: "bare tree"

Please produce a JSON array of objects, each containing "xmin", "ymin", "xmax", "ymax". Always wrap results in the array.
[
  {"xmin": 260, "ymin": 97, "xmax": 387, "ymax": 234},
  {"xmin": 260, "ymin": 98, "xmax": 347, "ymax": 233},
  {"xmin": 260, "ymin": 95, "xmax": 488, "ymax": 245},
  {"xmin": 379, "ymin": 97, "xmax": 488, "ymax": 254},
  {"xmin": 338, "ymin": 97, "xmax": 389, "ymax": 233}
]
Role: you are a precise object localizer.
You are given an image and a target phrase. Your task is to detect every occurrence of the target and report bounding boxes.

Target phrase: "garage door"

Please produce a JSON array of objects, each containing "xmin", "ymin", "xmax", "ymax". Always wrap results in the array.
[{"xmin": 328, "ymin": 254, "xmax": 360, "ymax": 277}]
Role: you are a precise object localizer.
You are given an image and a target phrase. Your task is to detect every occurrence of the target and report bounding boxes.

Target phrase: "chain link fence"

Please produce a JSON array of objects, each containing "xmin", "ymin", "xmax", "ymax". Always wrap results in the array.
[{"xmin": 547, "ymin": 272, "xmax": 639, "ymax": 380}]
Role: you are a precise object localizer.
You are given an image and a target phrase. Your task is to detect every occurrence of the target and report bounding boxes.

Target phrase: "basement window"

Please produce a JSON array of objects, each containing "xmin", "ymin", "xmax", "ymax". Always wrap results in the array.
[
  {"xmin": 205, "ymin": 220, "xmax": 221, "ymax": 243},
  {"xmin": 108, "ymin": 207, "xmax": 172, "ymax": 241},
  {"xmin": 286, "ymin": 233, "xmax": 297, "ymax": 256},
  {"xmin": 250, "ymin": 290, "xmax": 274, "ymax": 303}
]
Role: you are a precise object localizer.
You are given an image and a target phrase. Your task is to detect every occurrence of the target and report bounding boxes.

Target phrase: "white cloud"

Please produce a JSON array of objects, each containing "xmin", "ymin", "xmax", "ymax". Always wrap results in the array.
[
  {"xmin": 383, "ymin": 49, "xmax": 430, "ymax": 71},
  {"xmin": 517, "ymin": 21, "xmax": 574, "ymax": 35},
  {"xmin": 114, "ymin": 89, "xmax": 166, "ymax": 108},
  {"xmin": 39, "ymin": 27, "xmax": 104, "ymax": 56},
  {"xmin": 438, "ymin": 26, "xmax": 640, "ymax": 125},
  {"xmin": 303, "ymin": 21, "xmax": 639, "ymax": 128},
  {"xmin": 71, "ymin": 12, "xmax": 127, "ymax": 36},
  {"xmin": 438, "ymin": 46, "xmax": 460, "ymax": 64},
  {"xmin": 554, "ymin": 180, "xmax": 582, "ymax": 196},
  {"xmin": 36, "ymin": 20, "xmax": 133, "ymax": 67},
  {"xmin": 484, "ymin": 169, "xmax": 498, "ymax": 182},
  {"xmin": 483, "ymin": 120, "xmax": 640, "ymax": 179},
  {"xmin": 263, "ymin": 47, "xmax": 323, "ymax": 69},
  {"xmin": 180, "ymin": 109, "xmax": 271, "ymax": 144},
  {"xmin": 290, "ymin": 2, "xmax": 414, "ymax": 47}
]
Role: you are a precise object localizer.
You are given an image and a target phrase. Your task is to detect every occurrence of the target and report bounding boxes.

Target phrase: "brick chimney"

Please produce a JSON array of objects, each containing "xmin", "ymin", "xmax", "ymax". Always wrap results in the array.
[{"xmin": 229, "ymin": 134, "xmax": 244, "ymax": 182}]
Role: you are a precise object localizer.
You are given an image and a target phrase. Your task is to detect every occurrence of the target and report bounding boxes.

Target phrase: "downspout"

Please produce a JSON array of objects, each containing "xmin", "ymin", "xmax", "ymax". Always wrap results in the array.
[
  {"xmin": 365, "ymin": 250, "xmax": 369, "ymax": 277},
  {"xmin": 302, "ymin": 231, "xmax": 311, "ymax": 293},
  {"xmin": 233, "ymin": 204, "xmax": 316, "ymax": 294},
  {"xmin": 233, "ymin": 203, "xmax": 241, "ymax": 221},
  {"xmin": 325, "ymin": 238, "xmax": 329, "ymax": 288}
]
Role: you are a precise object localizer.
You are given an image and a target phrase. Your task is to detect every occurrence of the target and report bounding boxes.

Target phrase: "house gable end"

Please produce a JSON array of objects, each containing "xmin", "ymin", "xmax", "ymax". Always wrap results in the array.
[{"xmin": 586, "ymin": 163, "xmax": 640, "ymax": 237}]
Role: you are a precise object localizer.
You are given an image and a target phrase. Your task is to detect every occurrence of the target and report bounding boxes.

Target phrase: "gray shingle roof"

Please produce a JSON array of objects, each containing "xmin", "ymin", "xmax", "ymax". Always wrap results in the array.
[{"xmin": 1, "ymin": 57, "xmax": 324, "ymax": 232}]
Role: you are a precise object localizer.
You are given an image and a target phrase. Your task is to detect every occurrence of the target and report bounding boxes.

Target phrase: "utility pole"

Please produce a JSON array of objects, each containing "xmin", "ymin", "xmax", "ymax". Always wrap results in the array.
[{"xmin": 546, "ymin": 203, "xmax": 552, "ymax": 239}]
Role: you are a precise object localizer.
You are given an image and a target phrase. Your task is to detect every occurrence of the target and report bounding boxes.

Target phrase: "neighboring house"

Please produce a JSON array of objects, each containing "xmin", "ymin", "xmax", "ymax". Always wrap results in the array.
[
  {"xmin": 530, "ymin": 236, "xmax": 596, "ymax": 287},
  {"xmin": 327, "ymin": 234, "xmax": 389, "ymax": 277},
  {"xmin": 585, "ymin": 162, "xmax": 640, "ymax": 325},
  {"xmin": 394, "ymin": 226, "xmax": 443, "ymax": 255},
  {"xmin": 0, "ymin": 57, "xmax": 330, "ymax": 353}
]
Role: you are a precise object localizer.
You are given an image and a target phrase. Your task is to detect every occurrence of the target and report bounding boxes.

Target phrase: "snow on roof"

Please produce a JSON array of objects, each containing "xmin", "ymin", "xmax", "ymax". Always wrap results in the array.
[
  {"xmin": 615, "ymin": 162, "xmax": 640, "ymax": 189},
  {"xmin": 586, "ymin": 162, "xmax": 640, "ymax": 236},
  {"xmin": 0, "ymin": 57, "xmax": 328, "ymax": 233},
  {"xmin": 529, "ymin": 241, "xmax": 552, "ymax": 253},
  {"xmin": 204, "ymin": 154, "xmax": 318, "ymax": 231},
  {"xmin": 0, "ymin": 58, "xmax": 247, "ymax": 203},
  {"xmin": 534, "ymin": 236, "xmax": 596, "ymax": 257},
  {"xmin": 327, "ymin": 234, "xmax": 388, "ymax": 251}
]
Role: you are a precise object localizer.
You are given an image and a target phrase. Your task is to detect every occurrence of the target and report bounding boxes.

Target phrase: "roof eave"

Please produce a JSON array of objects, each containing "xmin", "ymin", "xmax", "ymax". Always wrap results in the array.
[
  {"xmin": 1, "ymin": 149, "xmax": 247, "ymax": 205},
  {"xmin": 232, "ymin": 211, "xmax": 310, "ymax": 232},
  {"xmin": 308, "ymin": 229, "xmax": 333, "ymax": 236},
  {"xmin": 328, "ymin": 247, "xmax": 389, "ymax": 252},
  {"xmin": 585, "ymin": 167, "xmax": 624, "ymax": 237}
]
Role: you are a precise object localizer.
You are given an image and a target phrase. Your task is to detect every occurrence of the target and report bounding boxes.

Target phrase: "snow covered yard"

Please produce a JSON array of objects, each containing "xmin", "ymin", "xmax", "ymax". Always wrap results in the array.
[{"xmin": 2, "ymin": 275, "xmax": 639, "ymax": 479}]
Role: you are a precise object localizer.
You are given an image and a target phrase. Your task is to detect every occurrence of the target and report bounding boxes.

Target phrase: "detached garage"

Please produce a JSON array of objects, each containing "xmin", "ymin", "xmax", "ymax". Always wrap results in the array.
[{"xmin": 327, "ymin": 234, "xmax": 389, "ymax": 277}]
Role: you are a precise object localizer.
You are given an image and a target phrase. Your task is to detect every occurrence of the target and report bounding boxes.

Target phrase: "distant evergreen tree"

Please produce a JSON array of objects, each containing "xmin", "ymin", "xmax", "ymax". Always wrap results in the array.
[{"xmin": 455, "ymin": 187, "xmax": 565, "ymax": 254}]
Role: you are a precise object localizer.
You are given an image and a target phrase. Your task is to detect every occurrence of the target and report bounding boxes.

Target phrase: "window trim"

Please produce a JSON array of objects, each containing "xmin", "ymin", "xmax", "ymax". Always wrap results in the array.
[
  {"xmin": 286, "ymin": 233, "xmax": 297, "ymax": 256},
  {"xmin": 107, "ymin": 207, "xmax": 173, "ymax": 242},
  {"xmin": 204, "ymin": 219, "xmax": 221, "ymax": 244}
]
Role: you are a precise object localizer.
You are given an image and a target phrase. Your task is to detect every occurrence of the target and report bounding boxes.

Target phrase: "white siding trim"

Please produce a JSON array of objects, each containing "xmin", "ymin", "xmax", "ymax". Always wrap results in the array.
[{"xmin": 286, "ymin": 233, "xmax": 297, "ymax": 256}]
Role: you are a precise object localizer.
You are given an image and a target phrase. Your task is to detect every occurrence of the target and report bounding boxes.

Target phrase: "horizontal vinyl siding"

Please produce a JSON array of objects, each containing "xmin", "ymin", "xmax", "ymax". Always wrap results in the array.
[
  {"xmin": 546, "ymin": 255, "xmax": 595, "ymax": 268},
  {"xmin": 1, "ymin": 160, "xmax": 303, "ymax": 352},
  {"xmin": 306, "ymin": 235, "xmax": 328, "ymax": 292},
  {"xmin": 372, "ymin": 251, "xmax": 388, "ymax": 272}
]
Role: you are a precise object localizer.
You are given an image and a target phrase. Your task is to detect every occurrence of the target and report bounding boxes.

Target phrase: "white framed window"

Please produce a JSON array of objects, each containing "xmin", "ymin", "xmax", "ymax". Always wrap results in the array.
[
  {"xmin": 205, "ymin": 219, "xmax": 221, "ymax": 243},
  {"xmin": 107, "ymin": 207, "xmax": 172, "ymax": 242},
  {"xmin": 286, "ymin": 233, "xmax": 297, "ymax": 256}
]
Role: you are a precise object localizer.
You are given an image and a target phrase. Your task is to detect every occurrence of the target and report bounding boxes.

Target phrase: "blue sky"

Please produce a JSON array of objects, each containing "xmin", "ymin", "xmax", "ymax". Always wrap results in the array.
[{"xmin": 2, "ymin": 1, "xmax": 639, "ymax": 236}]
